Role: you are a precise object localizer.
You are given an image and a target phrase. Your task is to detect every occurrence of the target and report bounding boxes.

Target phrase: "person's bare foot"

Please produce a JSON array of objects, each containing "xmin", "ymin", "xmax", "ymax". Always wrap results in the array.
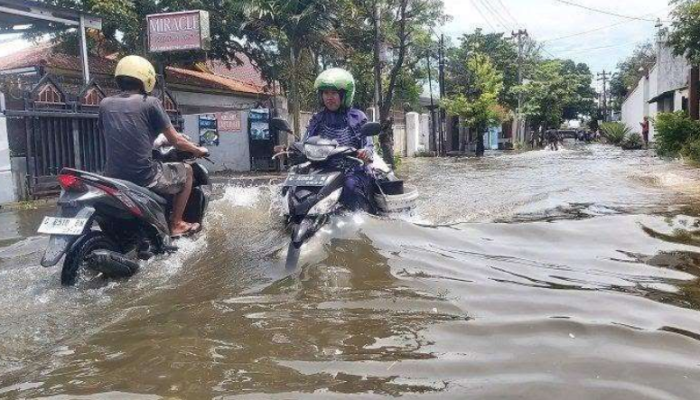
[{"xmin": 171, "ymin": 221, "xmax": 200, "ymax": 237}]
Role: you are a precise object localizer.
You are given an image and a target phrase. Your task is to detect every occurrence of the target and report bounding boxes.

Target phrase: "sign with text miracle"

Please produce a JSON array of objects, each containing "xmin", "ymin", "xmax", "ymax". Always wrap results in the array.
[{"xmin": 147, "ymin": 10, "xmax": 211, "ymax": 52}]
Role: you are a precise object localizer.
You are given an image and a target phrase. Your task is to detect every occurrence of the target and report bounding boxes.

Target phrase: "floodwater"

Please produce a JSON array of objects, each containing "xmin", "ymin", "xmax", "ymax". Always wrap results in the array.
[{"xmin": 1, "ymin": 143, "xmax": 700, "ymax": 399}]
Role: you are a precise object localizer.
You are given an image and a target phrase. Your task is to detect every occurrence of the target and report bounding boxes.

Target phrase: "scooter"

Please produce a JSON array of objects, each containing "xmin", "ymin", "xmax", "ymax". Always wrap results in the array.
[
  {"xmin": 38, "ymin": 144, "xmax": 211, "ymax": 286},
  {"xmin": 271, "ymin": 118, "xmax": 399, "ymax": 269}
]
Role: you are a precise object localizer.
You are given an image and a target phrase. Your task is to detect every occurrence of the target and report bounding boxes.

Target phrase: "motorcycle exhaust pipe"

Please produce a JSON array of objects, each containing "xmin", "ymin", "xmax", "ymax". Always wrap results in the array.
[{"xmin": 87, "ymin": 250, "xmax": 140, "ymax": 278}]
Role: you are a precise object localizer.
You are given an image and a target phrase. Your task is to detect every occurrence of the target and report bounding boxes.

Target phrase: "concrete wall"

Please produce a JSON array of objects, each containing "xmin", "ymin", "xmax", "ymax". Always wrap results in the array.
[
  {"xmin": 182, "ymin": 112, "xmax": 252, "ymax": 172},
  {"xmin": 173, "ymin": 90, "xmax": 262, "ymax": 115},
  {"xmin": 393, "ymin": 124, "xmax": 407, "ymax": 157},
  {"xmin": 656, "ymin": 35, "xmax": 689, "ymax": 96},
  {"xmin": 621, "ymin": 80, "xmax": 646, "ymax": 137},
  {"xmin": 418, "ymin": 113, "xmax": 430, "ymax": 152},
  {"xmin": 0, "ymin": 93, "xmax": 18, "ymax": 204},
  {"xmin": 405, "ymin": 112, "xmax": 420, "ymax": 157}
]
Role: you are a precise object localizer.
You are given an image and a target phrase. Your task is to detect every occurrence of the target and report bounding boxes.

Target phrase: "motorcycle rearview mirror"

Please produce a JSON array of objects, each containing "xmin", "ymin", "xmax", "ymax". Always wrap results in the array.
[
  {"xmin": 360, "ymin": 122, "xmax": 382, "ymax": 137},
  {"xmin": 270, "ymin": 118, "xmax": 293, "ymax": 133}
]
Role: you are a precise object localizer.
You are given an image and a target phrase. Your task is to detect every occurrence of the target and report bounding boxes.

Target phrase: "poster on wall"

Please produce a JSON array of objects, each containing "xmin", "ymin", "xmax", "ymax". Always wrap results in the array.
[
  {"xmin": 216, "ymin": 111, "xmax": 242, "ymax": 133},
  {"xmin": 248, "ymin": 109, "xmax": 270, "ymax": 141},
  {"xmin": 198, "ymin": 114, "xmax": 219, "ymax": 146}
]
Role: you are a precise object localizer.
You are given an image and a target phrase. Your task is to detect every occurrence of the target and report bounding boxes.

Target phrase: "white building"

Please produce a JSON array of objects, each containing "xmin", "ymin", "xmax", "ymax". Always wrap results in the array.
[{"xmin": 621, "ymin": 33, "xmax": 691, "ymax": 142}]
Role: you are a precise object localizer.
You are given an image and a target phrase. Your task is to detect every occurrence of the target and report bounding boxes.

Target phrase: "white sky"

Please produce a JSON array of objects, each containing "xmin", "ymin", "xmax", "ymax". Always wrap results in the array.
[
  {"xmin": 1, "ymin": 0, "xmax": 671, "ymax": 84},
  {"xmin": 441, "ymin": 0, "xmax": 671, "ymax": 79}
]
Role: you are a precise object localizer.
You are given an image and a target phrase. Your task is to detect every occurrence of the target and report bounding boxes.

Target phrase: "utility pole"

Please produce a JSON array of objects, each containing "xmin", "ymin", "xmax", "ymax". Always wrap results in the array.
[
  {"xmin": 511, "ymin": 29, "xmax": 529, "ymax": 146},
  {"xmin": 597, "ymin": 70, "xmax": 610, "ymax": 122},
  {"xmin": 438, "ymin": 34, "xmax": 446, "ymax": 155}
]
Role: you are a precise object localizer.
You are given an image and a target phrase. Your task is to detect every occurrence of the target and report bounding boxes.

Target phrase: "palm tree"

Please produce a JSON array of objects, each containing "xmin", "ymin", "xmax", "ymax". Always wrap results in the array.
[{"xmin": 240, "ymin": 0, "xmax": 344, "ymax": 137}]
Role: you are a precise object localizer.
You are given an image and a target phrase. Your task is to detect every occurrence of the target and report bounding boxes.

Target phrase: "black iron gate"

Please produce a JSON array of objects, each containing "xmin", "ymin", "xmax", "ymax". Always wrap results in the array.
[
  {"xmin": 17, "ymin": 112, "xmax": 105, "ymax": 197},
  {"xmin": 3, "ymin": 74, "xmax": 180, "ymax": 198}
]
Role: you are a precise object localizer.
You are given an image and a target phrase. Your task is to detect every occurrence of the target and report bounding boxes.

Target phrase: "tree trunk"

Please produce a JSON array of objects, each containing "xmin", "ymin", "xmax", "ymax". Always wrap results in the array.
[
  {"xmin": 289, "ymin": 45, "xmax": 301, "ymax": 138},
  {"xmin": 372, "ymin": 1, "xmax": 394, "ymax": 169},
  {"xmin": 690, "ymin": 66, "xmax": 699, "ymax": 121},
  {"xmin": 476, "ymin": 130, "xmax": 485, "ymax": 157}
]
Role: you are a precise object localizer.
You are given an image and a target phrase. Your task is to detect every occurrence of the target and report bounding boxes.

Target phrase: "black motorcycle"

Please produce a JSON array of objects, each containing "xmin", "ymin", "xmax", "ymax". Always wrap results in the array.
[
  {"xmin": 271, "ymin": 118, "xmax": 382, "ymax": 269},
  {"xmin": 38, "ymin": 145, "xmax": 210, "ymax": 286}
]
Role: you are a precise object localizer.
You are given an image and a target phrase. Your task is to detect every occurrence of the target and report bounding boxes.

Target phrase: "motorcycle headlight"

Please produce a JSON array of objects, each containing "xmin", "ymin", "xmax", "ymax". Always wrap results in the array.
[
  {"xmin": 308, "ymin": 188, "xmax": 343, "ymax": 215},
  {"xmin": 304, "ymin": 144, "xmax": 336, "ymax": 161}
]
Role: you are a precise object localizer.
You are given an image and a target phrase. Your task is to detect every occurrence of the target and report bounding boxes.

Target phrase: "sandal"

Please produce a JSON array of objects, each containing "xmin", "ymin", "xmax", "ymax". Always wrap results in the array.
[{"xmin": 171, "ymin": 222, "xmax": 202, "ymax": 239}]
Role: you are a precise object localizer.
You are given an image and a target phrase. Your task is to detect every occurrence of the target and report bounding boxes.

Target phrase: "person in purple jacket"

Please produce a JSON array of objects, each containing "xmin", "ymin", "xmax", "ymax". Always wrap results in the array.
[{"xmin": 305, "ymin": 68, "xmax": 376, "ymax": 212}]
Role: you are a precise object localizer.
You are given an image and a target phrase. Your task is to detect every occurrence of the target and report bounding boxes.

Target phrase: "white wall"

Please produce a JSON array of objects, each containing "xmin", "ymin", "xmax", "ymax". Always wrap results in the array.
[
  {"xmin": 621, "ymin": 81, "xmax": 646, "ymax": 136},
  {"xmin": 419, "ymin": 113, "xmax": 430, "ymax": 152},
  {"xmin": 173, "ymin": 91, "xmax": 261, "ymax": 113},
  {"xmin": 0, "ymin": 93, "xmax": 17, "ymax": 204},
  {"xmin": 182, "ymin": 112, "xmax": 251, "ymax": 172},
  {"xmin": 405, "ymin": 112, "xmax": 420, "ymax": 157}
]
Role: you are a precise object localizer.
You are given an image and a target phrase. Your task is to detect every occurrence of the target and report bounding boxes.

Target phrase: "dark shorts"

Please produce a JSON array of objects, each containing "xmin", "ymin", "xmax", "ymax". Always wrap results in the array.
[{"xmin": 147, "ymin": 162, "xmax": 188, "ymax": 196}]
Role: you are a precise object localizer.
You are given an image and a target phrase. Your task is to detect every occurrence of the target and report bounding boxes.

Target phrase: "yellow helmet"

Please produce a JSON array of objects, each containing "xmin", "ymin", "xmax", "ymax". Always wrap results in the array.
[{"xmin": 114, "ymin": 55, "xmax": 157, "ymax": 93}]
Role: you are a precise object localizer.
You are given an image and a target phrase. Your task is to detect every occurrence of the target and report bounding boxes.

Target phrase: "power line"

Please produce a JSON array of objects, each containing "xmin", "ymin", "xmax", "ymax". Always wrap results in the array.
[
  {"xmin": 470, "ymin": 0, "xmax": 498, "ymax": 31},
  {"xmin": 477, "ymin": 0, "xmax": 512, "ymax": 31},
  {"xmin": 542, "ymin": 20, "xmax": 632, "ymax": 43},
  {"xmin": 542, "ymin": 6, "xmax": 671, "ymax": 43},
  {"xmin": 550, "ymin": 41, "xmax": 638, "ymax": 55},
  {"xmin": 493, "ymin": 0, "xmax": 520, "ymax": 27},
  {"xmin": 553, "ymin": 0, "xmax": 668, "ymax": 23}
]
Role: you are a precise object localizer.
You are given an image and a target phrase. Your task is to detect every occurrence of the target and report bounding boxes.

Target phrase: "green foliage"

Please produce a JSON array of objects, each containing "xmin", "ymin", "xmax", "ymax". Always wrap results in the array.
[
  {"xmin": 517, "ymin": 59, "xmax": 594, "ymax": 132},
  {"xmin": 600, "ymin": 122, "xmax": 631, "ymax": 145},
  {"xmin": 610, "ymin": 42, "xmax": 656, "ymax": 110},
  {"xmin": 445, "ymin": 29, "xmax": 537, "ymax": 110},
  {"xmin": 442, "ymin": 54, "xmax": 506, "ymax": 135},
  {"xmin": 680, "ymin": 137, "xmax": 700, "ymax": 164},
  {"xmin": 654, "ymin": 111, "xmax": 700, "ymax": 157},
  {"xmin": 621, "ymin": 133, "xmax": 644, "ymax": 150},
  {"xmin": 668, "ymin": 0, "xmax": 700, "ymax": 65}
]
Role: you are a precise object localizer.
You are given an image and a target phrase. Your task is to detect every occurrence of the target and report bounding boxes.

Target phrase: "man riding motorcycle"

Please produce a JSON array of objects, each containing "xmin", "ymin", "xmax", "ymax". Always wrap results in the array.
[
  {"xmin": 302, "ymin": 68, "xmax": 376, "ymax": 213},
  {"xmin": 99, "ymin": 55, "xmax": 208, "ymax": 237}
]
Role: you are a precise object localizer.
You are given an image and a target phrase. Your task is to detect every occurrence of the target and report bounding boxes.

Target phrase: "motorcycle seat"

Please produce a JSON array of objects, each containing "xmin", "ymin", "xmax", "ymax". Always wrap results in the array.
[
  {"xmin": 114, "ymin": 179, "xmax": 168, "ymax": 206},
  {"xmin": 62, "ymin": 168, "xmax": 168, "ymax": 206}
]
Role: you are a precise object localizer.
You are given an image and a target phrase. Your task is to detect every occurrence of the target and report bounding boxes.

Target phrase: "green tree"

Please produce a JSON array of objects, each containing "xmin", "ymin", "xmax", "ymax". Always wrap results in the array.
[
  {"xmin": 350, "ymin": 0, "xmax": 447, "ymax": 166},
  {"xmin": 610, "ymin": 42, "xmax": 656, "ymax": 111},
  {"xmin": 560, "ymin": 60, "xmax": 597, "ymax": 121},
  {"xmin": 668, "ymin": 0, "xmax": 700, "ymax": 64},
  {"xmin": 446, "ymin": 28, "xmax": 539, "ymax": 111},
  {"xmin": 517, "ymin": 59, "xmax": 581, "ymax": 136},
  {"xmin": 239, "ymin": 0, "xmax": 344, "ymax": 137},
  {"xmin": 443, "ymin": 54, "xmax": 506, "ymax": 156}
]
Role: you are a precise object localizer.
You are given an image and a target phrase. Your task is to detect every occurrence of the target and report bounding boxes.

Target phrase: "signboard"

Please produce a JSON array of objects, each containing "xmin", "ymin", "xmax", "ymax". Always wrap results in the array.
[
  {"xmin": 147, "ymin": 10, "xmax": 211, "ymax": 52},
  {"xmin": 217, "ymin": 112, "xmax": 242, "ymax": 133},
  {"xmin": 198, "ymin": 114, "xmax": 219, "ymax": 146},
  {"xmin": 248, "ymin": 109, "xmax": 270, "ymax": 141}
]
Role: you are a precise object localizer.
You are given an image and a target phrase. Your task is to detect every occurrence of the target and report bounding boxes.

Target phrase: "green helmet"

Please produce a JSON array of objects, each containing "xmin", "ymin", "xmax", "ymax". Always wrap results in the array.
[{"xmin": 314, "ymin": 68, "xmax": 355, "ymax": 109}]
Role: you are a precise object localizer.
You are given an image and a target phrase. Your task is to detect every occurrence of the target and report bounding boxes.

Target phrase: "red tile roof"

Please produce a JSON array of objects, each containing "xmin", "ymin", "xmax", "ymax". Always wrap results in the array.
[
  {"xmin": 0, "ymin": 44, "xmax": 271, "ymax": 96},
  {"xmin": 206, "ymin": 54, "xmax": 269, "ymax": 89}
]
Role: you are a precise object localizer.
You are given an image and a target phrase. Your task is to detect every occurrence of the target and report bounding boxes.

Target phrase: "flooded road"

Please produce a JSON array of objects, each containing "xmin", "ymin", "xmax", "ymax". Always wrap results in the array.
[{"xmin": 2, "ymin": 143, "xmax": 700, "ymax": 399}]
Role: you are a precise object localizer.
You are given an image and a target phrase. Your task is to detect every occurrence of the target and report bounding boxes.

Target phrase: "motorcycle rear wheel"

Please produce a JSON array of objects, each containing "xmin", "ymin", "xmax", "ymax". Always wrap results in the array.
[{"xmin": 61, "ymin": 231, "xmax": 121, "ymax": 286}]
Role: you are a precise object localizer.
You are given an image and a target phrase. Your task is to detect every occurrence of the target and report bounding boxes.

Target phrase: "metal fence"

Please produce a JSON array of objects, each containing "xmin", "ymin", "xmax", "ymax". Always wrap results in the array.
[
  {"xmin": 6, "ymin": 110, "xmax": 105, "ymax": 198},
  {"xmin": 2, "ymin": 74, "xmax": 179, "ymax": 198}
]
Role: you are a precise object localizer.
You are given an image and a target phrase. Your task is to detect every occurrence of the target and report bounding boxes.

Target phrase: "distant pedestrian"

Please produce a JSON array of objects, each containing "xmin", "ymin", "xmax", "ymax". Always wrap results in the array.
[{"xmin": 640, "ymin": 117, "xmax": 650, "ymax": 146}]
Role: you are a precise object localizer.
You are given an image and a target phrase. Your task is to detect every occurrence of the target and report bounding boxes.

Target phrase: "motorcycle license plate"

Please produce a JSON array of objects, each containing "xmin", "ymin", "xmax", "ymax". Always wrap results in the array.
[
  {"xmin": 37, "ymin": 217, "xmax": 89, "ymax": 235},
  {"xmin": 284, "ymin": 174, "xmax": 329, "ymax": 187}
]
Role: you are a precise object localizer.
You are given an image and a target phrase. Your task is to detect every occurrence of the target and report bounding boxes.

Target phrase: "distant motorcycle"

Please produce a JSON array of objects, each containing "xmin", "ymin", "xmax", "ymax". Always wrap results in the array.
[{"xmin": 38, "ymin": 143, "xmax": 211, "ymax": 286}]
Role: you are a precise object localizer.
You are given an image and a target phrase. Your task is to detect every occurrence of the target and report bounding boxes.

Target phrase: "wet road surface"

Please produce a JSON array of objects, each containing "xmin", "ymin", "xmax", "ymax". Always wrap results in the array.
[{"xmin": 1, "ymin": 143, "xmax": 700, "ymax": 399}]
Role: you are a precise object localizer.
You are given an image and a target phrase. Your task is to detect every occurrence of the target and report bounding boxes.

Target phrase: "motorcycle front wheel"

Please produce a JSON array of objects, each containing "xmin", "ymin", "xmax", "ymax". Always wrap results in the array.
[{"xmin": 61, "ymin": 231, "xmax": 120, "ymax": 286}]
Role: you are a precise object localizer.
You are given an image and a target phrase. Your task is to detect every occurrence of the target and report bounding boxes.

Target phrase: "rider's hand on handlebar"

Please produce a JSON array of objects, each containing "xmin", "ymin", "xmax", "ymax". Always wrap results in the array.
[
  {"xmin": 196, "ymin": 147, "xmax": 209, "ymax": 158},
  {"xmin": 274, "ymin": 145, "xmax": 287, "ymax": 154},
  {"xmin": 357, "ymin": 149, "xmax": 373, "ymax": 163}
]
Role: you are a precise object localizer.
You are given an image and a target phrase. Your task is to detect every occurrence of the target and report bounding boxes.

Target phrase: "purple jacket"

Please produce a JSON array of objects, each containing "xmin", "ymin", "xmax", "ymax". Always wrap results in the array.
[{"xmin": 305, "ymin": 108, "xmax": 374, "ymax": 155}]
